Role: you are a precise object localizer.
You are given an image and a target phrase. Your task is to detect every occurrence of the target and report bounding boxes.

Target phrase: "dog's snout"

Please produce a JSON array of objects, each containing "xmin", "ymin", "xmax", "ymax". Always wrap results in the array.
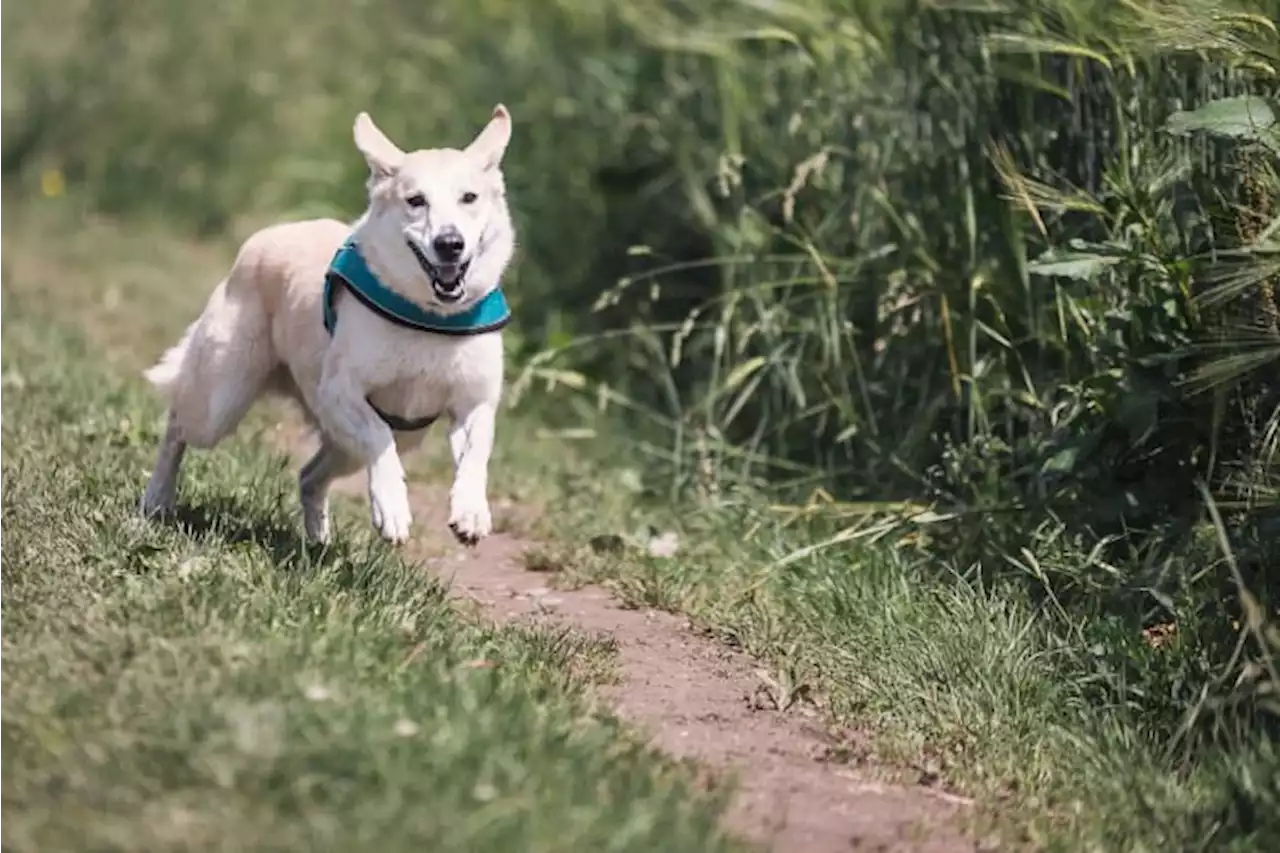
[{"xmin": 432, "ymin": 228, "xmax": 465, "ymax": 262}]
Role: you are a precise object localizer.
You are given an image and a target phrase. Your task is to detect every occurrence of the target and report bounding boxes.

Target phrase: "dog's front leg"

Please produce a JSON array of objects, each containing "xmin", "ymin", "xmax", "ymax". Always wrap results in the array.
[
  {"xmin": 315, "ymin": 371, "xmax": 412, "ymax": 545},
  {"xmin": 446, "ymin": 402, "xmax": 496, "ymax": 545}
]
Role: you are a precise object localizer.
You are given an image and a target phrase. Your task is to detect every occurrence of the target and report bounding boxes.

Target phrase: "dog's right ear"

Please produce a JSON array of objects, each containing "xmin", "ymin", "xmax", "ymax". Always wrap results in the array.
[{"xmin": 353, "ymin": 112, "xmax": 404, "ymax": 179}]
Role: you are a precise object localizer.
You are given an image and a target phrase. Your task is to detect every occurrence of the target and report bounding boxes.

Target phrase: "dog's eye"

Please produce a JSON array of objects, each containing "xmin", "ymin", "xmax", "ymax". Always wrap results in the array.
[
  {"xmin": 405, "ymin": 193, "xmax": 427, "ymax": 208},
  {"xmin": 460, "ymin": 191, "xmax": 478, "ymax": 205}
]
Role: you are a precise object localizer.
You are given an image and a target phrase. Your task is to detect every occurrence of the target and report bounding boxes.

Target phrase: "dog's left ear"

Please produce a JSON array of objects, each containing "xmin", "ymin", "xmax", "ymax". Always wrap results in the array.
[{"xmin": 465, "ymin": 105, "xmax": 512, "ymax": 171}]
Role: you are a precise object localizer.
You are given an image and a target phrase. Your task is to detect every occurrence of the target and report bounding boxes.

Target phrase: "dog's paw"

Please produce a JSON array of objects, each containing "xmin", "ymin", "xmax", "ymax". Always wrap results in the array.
[
  {"xmin": 302, "ymin": 497, "xmax": 331, "ymax": 545},
  {"xmin": 448, "ymin": 490, "xmax": 491, "ymax": 547},
  {"xmin": 139, "ymin": 484, "xmax": 175, "ymax": 520},
  {"xmin": 369, "ymin": 480, "xmax": 412, "ymax": 545}
]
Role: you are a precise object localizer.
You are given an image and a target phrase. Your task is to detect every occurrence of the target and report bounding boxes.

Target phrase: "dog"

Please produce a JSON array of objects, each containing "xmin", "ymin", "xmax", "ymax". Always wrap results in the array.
[{"xmin": 139, "ymin": 106, "xmax": 516, "ymax": 547}]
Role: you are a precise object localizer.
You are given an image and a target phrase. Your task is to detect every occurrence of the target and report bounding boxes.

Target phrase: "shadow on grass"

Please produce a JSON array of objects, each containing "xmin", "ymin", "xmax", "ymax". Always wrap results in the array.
[
  {"xmin": 156, "ymin": 489, "xmax": 445, "ymax": 604},
  {"xmin": 162, "ymin": 493, "xmax": 352, "ymax": 566},
  {"xmin": 172, "ymin": 497, "xmax": 310, "ymax": 560}
]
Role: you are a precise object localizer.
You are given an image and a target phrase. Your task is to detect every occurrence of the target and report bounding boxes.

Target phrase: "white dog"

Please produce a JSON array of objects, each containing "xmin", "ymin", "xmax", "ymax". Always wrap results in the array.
[{"xmin": 139, "ymin": 106, "xmax": 517, "ymax": 547}]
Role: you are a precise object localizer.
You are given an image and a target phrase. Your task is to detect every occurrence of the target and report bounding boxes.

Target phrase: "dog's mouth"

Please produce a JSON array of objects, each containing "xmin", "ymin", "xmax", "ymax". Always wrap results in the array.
[{"xmin": 406, "ymin": 240, "xmax": 470, "ymax": 304}]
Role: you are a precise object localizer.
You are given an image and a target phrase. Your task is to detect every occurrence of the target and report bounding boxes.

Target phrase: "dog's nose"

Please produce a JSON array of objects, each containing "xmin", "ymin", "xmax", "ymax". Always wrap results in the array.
[{"xmin": 432, "ymin": 228, "xmax": 465, "ymax": 262}]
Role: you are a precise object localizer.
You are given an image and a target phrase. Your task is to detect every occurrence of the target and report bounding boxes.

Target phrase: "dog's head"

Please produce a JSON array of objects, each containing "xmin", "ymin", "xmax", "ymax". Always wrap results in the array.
[{"xmin": 353, "ymin": 107, "xmax": 514, "ymax": 310}]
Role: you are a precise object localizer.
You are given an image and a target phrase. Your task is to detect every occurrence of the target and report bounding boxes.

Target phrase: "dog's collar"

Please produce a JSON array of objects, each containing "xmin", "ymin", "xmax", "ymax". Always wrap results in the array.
[{"xmin": 323, "ymin": 241, "xmax": 511, "ymax": 337}]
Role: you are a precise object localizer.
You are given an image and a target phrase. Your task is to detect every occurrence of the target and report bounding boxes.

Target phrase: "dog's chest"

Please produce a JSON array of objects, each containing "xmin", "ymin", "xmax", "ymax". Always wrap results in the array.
[{"xmin": 364, "ymin": 331, "xmax": 502, "ymax": 423}]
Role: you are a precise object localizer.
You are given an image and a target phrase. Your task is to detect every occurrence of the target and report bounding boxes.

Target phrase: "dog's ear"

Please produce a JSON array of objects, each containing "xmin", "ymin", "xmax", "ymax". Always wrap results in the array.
[
  {"xmin": 465, "ymin": 105, "xmax": 512, "ymax": 172},
  {"xmin": 353, "ymin": 112, "xmax": 404, "ymax": 179}
]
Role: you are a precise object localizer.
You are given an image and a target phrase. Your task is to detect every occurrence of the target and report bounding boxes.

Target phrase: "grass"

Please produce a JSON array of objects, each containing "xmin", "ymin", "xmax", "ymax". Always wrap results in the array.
[
  {"xmin": 7, "ymin": 196, "xmax": 1276, "ymax": 852},
  {"xmin": 0, "ymin": 201, "xmax": 745, "ymax": 853}
]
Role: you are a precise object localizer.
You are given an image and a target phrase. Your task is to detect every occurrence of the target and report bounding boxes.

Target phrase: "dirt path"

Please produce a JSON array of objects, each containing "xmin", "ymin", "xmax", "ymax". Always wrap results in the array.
[{"xmin": 280, "ymin": 424, "xmax": 979, "ymax": 853}]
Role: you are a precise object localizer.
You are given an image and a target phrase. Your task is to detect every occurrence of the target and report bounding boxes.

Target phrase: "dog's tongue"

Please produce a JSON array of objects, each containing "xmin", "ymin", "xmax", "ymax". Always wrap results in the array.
[{"xmin": 434, "ymin": 264, "xmax": 463, "ymax": 286}]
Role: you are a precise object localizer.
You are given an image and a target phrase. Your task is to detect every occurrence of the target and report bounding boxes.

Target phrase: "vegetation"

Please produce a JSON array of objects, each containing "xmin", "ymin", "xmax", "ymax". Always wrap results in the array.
[{"xmin": 4, "ymin": 0, "xmax": 1278, "ymax": 850}]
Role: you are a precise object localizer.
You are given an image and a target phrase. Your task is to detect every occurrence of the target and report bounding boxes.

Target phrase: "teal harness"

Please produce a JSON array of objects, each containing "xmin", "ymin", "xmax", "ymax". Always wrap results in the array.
[{"xmin": 323, "ymin": 241, "xmax": 511, "ymax": 431}]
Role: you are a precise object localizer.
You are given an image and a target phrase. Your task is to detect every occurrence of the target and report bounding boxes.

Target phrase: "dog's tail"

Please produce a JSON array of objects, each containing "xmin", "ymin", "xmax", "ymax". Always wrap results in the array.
[{"xmin": 143, "ymin": 316, "xmax": 200, "ymax": 396}]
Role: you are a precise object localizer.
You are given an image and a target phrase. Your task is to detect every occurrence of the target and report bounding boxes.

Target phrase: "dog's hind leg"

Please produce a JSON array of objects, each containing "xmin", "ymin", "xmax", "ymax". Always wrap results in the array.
[
  {"xmin": 150, "ymin": 250, "xmax": 283, "ymax": 449},
  {"xmin": 298, "ymin": 438, "xmax": 361, "ymax": 543},
  {"xmin": 166, "ymin": 292, "xmax": 277, "ymax": 449},
  {"xmin": 140, "ymin": 412, "xmax": 187, "ymax": 518},
  {"xmin": 141, "ymin": 272, "xmax": 278, "ymax": 518}
]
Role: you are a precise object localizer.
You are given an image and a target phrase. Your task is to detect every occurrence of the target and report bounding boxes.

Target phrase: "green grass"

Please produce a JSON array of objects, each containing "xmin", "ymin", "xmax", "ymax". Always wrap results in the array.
[
  {"xmin": 5, "ymin": 191, "xmax": 1278, "ymax": 851},
  {"xmin": 0, "ymin": 209, "xmax": 745, "ymax": 853}
]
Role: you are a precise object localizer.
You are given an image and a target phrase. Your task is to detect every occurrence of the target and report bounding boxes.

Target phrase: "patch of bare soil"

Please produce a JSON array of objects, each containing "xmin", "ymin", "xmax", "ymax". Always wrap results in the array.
[{"xmin": 278, "ymin": 423, "xmax": 979, "ymax": 853}]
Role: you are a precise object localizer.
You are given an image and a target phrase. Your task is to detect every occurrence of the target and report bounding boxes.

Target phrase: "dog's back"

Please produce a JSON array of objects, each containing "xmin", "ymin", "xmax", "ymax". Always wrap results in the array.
[
  {"xmin": 232, "ymin": 217, "xmax": 352, "ymax": 314},
  {"xmin": 143, "ymin": 218, "xmax": 351, "ymax": 445}
]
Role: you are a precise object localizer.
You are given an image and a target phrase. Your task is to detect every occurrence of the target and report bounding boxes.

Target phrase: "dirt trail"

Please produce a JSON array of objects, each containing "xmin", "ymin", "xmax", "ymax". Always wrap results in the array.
[{"xmin": 280, "ymin": 425, "xmax": 978, "ymax": 853}]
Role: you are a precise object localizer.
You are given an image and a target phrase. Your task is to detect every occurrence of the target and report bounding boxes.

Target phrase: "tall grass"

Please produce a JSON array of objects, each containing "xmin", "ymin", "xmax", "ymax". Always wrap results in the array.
[{"xmin": 4, "ymin": 0, "xmax": 1278, "ymax": 845}]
